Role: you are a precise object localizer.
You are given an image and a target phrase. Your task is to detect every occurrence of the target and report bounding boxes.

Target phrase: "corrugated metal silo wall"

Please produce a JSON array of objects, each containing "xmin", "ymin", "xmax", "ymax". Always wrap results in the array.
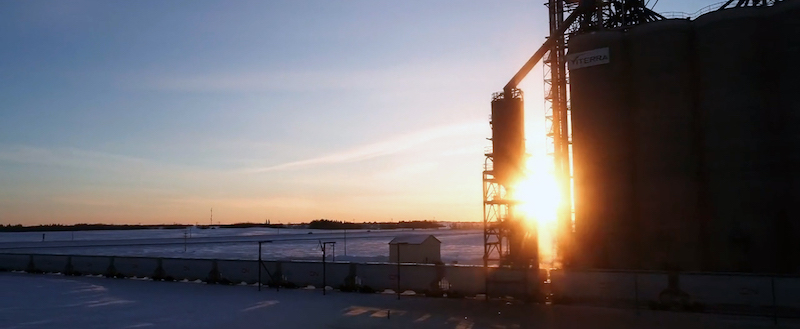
[
  {"xmin": 694, "ymin": 7, "xmax": 780, "ymax": 273},
  {"xmin": 771, "ymin": 0, "xmax": 800, "ymax": 273},
  {"xmin": 628, "ymin": 19, "xmax": 700, "ymax": 272},
  {"xmin": 568, "ymin": 31, "xmax": 636, "ymax": 270}
]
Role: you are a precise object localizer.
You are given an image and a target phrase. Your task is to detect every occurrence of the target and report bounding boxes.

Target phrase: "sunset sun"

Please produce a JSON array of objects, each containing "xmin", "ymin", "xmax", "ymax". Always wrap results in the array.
[{"xmin": 515, "ymin": 155, "xmax": 561, "ymax": 267}]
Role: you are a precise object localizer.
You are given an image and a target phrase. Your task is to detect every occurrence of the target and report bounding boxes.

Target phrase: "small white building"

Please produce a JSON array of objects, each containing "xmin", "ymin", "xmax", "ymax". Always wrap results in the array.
[{"xmin": 388, "ymin": 235, "xmax": 441, "ymax": 264}]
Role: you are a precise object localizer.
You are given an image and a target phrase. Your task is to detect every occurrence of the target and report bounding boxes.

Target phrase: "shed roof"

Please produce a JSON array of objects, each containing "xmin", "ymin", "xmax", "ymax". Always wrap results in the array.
[{"xmin": 388, "ymin": 235, "xmax": 440, "ymax": 245}]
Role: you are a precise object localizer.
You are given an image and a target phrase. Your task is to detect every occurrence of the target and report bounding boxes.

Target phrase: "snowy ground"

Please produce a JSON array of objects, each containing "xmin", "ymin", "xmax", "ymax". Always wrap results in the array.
[
  {"xmin": 1, "ymin": 272, "xmax": 796, "ymax": 329},
  {"xmin": 0, "ymin": 228, "xmax": 484, "ymax": 264}
]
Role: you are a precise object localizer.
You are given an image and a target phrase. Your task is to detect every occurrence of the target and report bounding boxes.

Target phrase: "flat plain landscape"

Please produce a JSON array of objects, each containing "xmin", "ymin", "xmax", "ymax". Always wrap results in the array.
[{"xmin": 0, "ymin": 227, "xmax": 484, "ymax": 264}]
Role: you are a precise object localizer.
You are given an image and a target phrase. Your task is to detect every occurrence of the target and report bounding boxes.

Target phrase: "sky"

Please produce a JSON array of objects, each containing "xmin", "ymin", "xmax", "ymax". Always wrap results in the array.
[{"xmin": 0, "ymin": 0, "xmax": 717, "ymax": 225}]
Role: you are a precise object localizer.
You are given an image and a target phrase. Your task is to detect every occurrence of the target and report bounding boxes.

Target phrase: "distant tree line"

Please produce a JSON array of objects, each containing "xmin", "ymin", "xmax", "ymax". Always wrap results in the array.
[
  {"xmin": 307, "ymin": 219, "xmax": 444, "ymax": 230},
  {"xmin": 0, "ymin": 219, "xmax": 450, "ymax": 232},
  {"xmin": 0, "ymin": 223, "xmax": 190, "ymax": 232},
  {"xmin": 448, "ymin": 222, "xmax": 482, "ymax": 230},
  {"xmin": 378, "ymin": 220, "xmax": 444, "ymax": 229},
  {"xmin": 307, "ymin": 219, "xmax": 362, "ymax": 230},
  {"xmin": 198, "ymin": 223, "xmax": 286, "ymax": 229}
]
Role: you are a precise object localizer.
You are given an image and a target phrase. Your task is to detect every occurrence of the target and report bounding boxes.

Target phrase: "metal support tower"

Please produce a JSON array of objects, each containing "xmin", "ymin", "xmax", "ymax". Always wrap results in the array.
[
  {"xmin": 483, "ymin": 154, "xmax": 507, "ymax": 265},
  {"xmin": 543, "ymin": 0, "xmax": 579, "ymax": 268}
]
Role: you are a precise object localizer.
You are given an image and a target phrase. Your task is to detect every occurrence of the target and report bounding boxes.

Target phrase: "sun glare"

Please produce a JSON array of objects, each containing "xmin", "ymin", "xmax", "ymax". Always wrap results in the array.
[{"xmin": 515, "ymin": 156, "xmax": 561, "ymax": 267}]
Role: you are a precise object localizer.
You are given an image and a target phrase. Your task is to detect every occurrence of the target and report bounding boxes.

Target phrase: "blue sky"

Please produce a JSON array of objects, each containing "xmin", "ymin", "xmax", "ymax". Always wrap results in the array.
[{"xmin": 1, "ymin": 1, "xmax": 715, "ymax": 225}]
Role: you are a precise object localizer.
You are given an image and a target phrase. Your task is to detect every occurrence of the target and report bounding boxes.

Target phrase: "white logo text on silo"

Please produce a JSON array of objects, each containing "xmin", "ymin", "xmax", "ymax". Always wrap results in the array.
[{"xmin": 567, "ymin": 48, "xmax": 610, "ymax": 70}]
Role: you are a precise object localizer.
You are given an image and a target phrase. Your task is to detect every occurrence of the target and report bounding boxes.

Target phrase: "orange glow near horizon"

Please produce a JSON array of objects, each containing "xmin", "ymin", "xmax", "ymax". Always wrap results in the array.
[{"xmin": 515, "ymin": 155, "xmax": 561, "ymax": 268}]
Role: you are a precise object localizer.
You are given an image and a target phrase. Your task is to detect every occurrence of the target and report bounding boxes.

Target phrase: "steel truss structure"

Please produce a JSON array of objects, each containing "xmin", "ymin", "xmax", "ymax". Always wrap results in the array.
[{"xmin": 543, "ymin": 0, "xmax": 578, "ymax": 268}]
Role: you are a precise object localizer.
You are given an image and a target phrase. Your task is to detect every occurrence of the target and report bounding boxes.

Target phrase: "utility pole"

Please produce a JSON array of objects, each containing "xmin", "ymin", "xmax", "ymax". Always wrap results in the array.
[{"xmin": 320, "ymin": 241, "xmax": 336, "ymax": 295}]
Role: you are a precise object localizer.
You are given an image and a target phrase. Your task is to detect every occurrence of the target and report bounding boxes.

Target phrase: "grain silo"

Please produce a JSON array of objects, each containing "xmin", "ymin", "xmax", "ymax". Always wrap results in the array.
[
  {"xmin": 563, "ymin": 2, "xmax": 799, "ymax": 274},
  {"xmin": 771, "ymin": 0, "xmax": 800, "ymax": 273},
  {"xmin": 485, "ymin": 89, "xmax": 536, "ymax": 266},
  {"xmin": 490, "ymin": 90, "xmax": 526, "ymax": 188},
  {"xmin": 694, "ymin": 7, "xmax": 779, "ymax": 273},
  {"xmin": 627, "ymin": 19, "xmax": 700, "ymax": 271},
  {"xmin": 568, "ymin": 30, "xmax": 635, "ymax": 270}
]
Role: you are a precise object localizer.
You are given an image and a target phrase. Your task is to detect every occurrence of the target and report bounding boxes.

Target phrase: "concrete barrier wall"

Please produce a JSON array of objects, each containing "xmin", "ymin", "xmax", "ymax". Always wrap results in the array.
[
  {"xmin": 486, "ymin": 267, "xmax": 542, "ymax": 297},
  {"xmin": 70, "ymin": 256, "xmax": 111, "ymax": 275},
  {"xmin": 114, "ymin": 257, "xmax": 160, "ymax": 278},
  {"xmin": 550, "ymin": 270, "xmax": 642, "ymax": 305},
  {"xmin": 356, "ymin": 263, "xmax": 395, "ymax": 290},
  {"xmin": 32, "ymin": 255, "xmax": 69, "ymax": 273},
  {"xmin": 550, "ymin": 270, "xmax": 800, "ymax": 311},
  {"xmin": 775, "ymin": 277, "xmax": 800, "ymax": 309},
  {"xmin": 216, "ymin": 259, "xmax": 258, "ymax": 283},
  {"xmin": 258, "ymin": 261, "xmax": 281, "ymax": 284},
  {"xmin": 548, "ymin": 271, "xmax": 668, "ymax": 304},
  {"xmin": 445, "ymin": 265, "xmax": 485, "ymax": 295},
  {"xmin": 162, "ymin": 258, "xmax": 213, "ymax": 281},
  {"xmin": 635, "ymin": 272, "xmax": 670, "ymax": 302},
  {"xmin": 681, "ymin": 274, "xmax": 774, "ymax": 307},
  {"xmin": 398, "ymin": 264, "xmax": 439, "ymax": 292},
  {"xmin": 325, "ymin": 262, "xmax": 351, "ymax": 288},
  {"xmin": 5, "ymin": 253, "xmax": 798, "ymax": 312},
  {"xmin": 282, "ymin": 261, "xmax": 327, "ymax": 287},
  {"xmin": 0, "ymin": 254, "xmax": 30, "ymax": 271}
]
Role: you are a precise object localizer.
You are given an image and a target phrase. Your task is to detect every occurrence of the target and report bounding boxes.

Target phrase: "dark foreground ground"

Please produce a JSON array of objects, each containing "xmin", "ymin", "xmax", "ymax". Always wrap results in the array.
[{"xmin": 0, "ymin": 272, "xmax": 797, "ymax": 329}]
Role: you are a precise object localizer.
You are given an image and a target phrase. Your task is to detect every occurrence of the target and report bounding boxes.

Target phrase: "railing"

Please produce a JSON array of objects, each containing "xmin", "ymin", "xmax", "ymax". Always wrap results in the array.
[{"xmin": 660, "ymin": 1, "xmax": 728, "ymax": 20}]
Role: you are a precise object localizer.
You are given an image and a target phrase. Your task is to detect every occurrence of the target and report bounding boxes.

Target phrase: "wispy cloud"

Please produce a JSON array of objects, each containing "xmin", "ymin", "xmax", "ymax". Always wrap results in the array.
[
  {"xmin": 245, "ymin": 122, "xmax": 484, "ymax": 173},
  {"xmin": 0, "ymin": 144, "xmax": 219, "ymax": 181},
  {"xmin": 0, "ymin": 145, "xmax": 148, "ymax": 170},
  {"xmin": 372, "ymin": 161, "xmax": 439, "ymax": 181},
  {"xmin": 164, "ymin": 196, "xmax": 316, "ymax": 209},
  {"xmin": 146, "ymin": 61, "xmax": 495, "ymax": 93},
  {"xmin": 51, "ymin": 196, "xmax": 122, "ymax": 207}
]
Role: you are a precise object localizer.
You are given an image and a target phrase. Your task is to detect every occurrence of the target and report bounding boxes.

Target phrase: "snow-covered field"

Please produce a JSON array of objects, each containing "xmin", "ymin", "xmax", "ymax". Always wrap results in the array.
[
  {"xmin": 0, "ymin": 228, "xmax": 484, "ymax": 264},
  {"xmin": 1, "ymin": 272, "xmax": 794, "ymax": 329}
]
